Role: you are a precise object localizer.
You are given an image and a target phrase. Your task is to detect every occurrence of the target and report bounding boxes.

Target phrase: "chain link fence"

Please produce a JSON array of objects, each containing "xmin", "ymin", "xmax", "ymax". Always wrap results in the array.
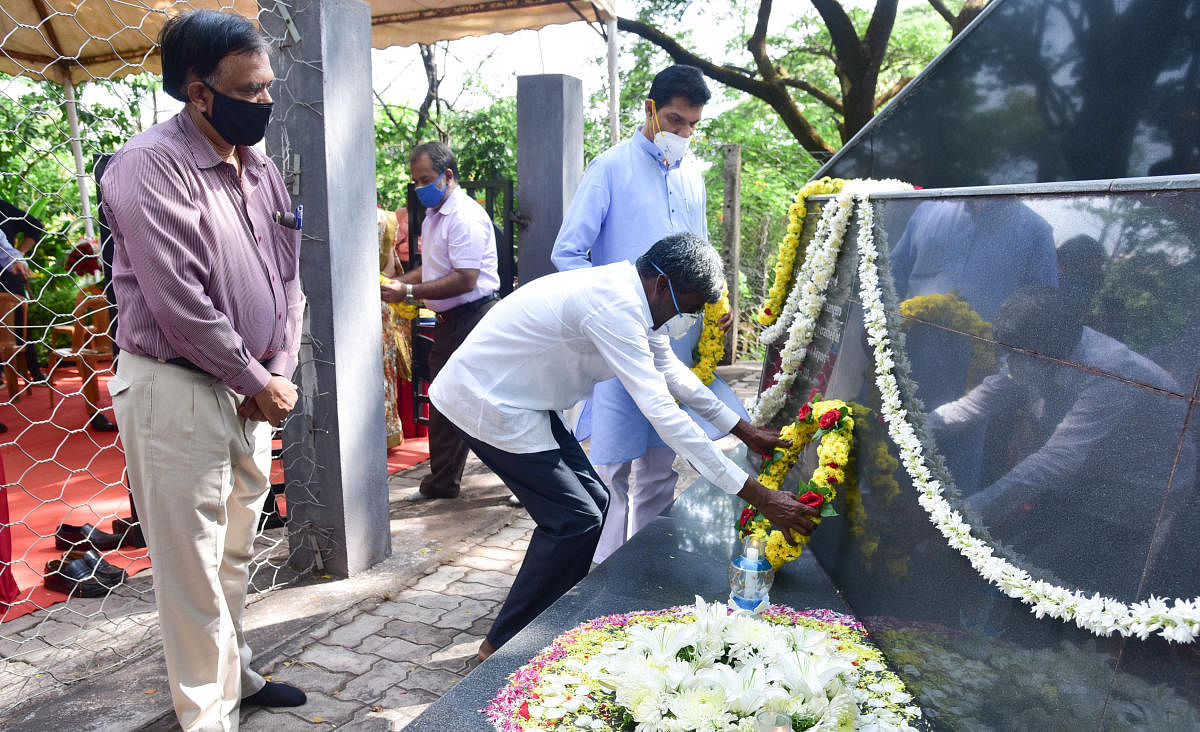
[{"xmin": 0, "ymin": 1, "xmax": 328, "ymax": 714}]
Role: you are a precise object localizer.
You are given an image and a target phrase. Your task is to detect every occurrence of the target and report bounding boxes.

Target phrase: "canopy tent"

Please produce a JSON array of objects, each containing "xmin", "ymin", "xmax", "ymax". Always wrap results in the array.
[{"xmin": 0, "ymin": 0, "xmax": 615, "ymax": 235}]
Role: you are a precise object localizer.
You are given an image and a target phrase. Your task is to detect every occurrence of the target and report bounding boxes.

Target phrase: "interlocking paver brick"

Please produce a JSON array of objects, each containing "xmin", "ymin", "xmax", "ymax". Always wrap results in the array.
[
  {"xmin": 281, "ymin": 690, "xmax": 361, "ymax": 725},
  {"xmin": 296, "ymin": 642, "xmax": 377, "ymax": 675},
  {"xmin": 431, "ymin": 597, "xmax": 496, "ymax": 631},
  {"xmin": 263, "ymin": 659, "xmax": 351, "ymax": 695},
  {"xmin": 424, "ymin": 633, "xmax": 482, "ymax": 673},
  {"xmin": 451, "ymin": 569, "xmax": 515, "ymax": 590},
  {"xmin": 363, "ymin": 687, "xmax": 440, "ymax": 729},
  {"xmin": 441, "ymin": 580, "xmax": 511, "ymax": 603},
  {"xmin": 403, "ymin": 666, "xmax": 462, "ymax": 696},
  {"xmin": 370, "ymin": 637, "xmax": 438, "ymax": 664},
  {"xmin": 337, "ymin": 658, "xmax": 410, "ymax": 703},
  {"xmin": 323, "ymin": 611, "xmax": 391, "ymax": 649},
  {"xmin": 371, "ymin": 599, "xmax": 446, "ymax": 625},
  {"xmin": 378, "ymin": 618, "xmax": 459, "ymax": 647},
  {"xmin": 411, "ymin": 565, "xmax": 469, "ymax": 593},
  {"xmin": 450, "ymin": 553, "xmax": 513, "ymax": 572},
  {"xmin": 391, "ymin": 590, "xmax": 462, "ymax": 612}
]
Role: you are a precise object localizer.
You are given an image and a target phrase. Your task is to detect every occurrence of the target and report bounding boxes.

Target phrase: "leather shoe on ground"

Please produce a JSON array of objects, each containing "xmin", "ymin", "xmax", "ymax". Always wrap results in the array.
[
  {"xmin": 89, "ymin": 413, "xmax": 118, "ymax": 432},
  {"xmin": 45, "ymin": 549, "xmax": 126, "ymax": 585},
  {"xmin": 43, "ymin": 555, "xmax": 119, "ymax": 597},
  {"xmin": 243, "ymin": 681, "xmax": 306, "ymax": 707},
  {"xmin": 55, "ymin": 522, "xmax": 124, "ymax": 551}
]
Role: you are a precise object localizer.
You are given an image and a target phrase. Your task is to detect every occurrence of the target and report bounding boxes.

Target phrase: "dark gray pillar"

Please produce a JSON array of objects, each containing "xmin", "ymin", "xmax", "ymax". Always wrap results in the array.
[
  {"xmin": 516, "ymin": 74, "xmax": 583, "ymax": 283},
  {"xmin": 261, "ymin": 0, "xmax": 389, "ymax": 576},
  {"xmin": 721, "ymin": 144, "xmax": 741, "ymax": 364}
]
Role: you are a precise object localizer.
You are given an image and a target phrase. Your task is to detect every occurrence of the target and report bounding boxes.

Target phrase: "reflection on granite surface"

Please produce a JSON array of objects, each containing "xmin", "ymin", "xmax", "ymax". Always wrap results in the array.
[
  {"xmin": 799, "ymin": 186, "xmax": 1200, "ymax": 727},
  {"xmin": 819, "ymin": 0, "xmax": 1200, "ymax": 186}
]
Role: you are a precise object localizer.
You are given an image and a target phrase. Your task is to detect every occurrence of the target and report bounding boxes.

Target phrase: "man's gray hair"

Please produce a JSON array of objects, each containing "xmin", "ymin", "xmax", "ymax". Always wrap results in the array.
[
  {"xmin": 636, "ymin": 233, "xmax": 725, "ymax": 303},
  {"xmin": 410, "ymin": 141, "xmax": 457, "ymax": 176}
]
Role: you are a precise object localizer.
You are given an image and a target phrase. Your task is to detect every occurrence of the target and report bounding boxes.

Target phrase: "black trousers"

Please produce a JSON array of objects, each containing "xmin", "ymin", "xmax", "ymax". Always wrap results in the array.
[
  {"xmin": 420, "ymin": 299, "xmax": 495, "ymax": 498},
  {"xmin": 456, "ymin": 412, "xmax": 610, "ymax": 648}
]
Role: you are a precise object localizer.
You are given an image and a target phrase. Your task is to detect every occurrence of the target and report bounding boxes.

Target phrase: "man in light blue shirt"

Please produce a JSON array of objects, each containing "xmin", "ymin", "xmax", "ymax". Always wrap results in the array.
[{"xmin": 552, "ymin": 65, "xmax": 749, "ymax": 562}]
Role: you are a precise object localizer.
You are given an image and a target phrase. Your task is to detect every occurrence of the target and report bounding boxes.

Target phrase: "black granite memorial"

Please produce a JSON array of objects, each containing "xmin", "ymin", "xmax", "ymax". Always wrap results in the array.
[
  {"xmin": 819, "ymin": 0, "xmax": 1200, "ymax": 187},
  {"xmin": 406, "ymin": 1, "xmax": 1200, "ymax": 727}
]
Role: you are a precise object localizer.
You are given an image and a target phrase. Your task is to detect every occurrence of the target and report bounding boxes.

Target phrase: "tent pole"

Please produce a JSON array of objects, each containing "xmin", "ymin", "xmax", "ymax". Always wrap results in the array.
[
  {"xmin": 62, "ymin": 77, "xmax": 96, "ymax": 240},
  {"xmin": 607, "ymin": 15, "xmax": 619, "ymax": 144}
]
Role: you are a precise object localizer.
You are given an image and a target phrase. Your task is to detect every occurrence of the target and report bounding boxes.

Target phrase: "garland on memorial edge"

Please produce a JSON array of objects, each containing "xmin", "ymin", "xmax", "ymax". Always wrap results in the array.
[
  {"xmin": 750, "ymin": 179, "xmax": 912, "ymax": 426},
  {"xmin": 690, "ymin": 288, "xmax": 729, "ymax": 386},
  {"xmin": 847, "ymin": 191, "xmax": 1200, "ymax": 643},
  {"xmin": 898, "ymin": 292, "xmax": 996, "ymax": 390},
  {"xmin": 743, "ymin": 182, "xmax": 1199, "ymax": 642},
  {"xmin": 483, "ymin": 596, "xmax": 921, "ymax": 732},
  {"xmin": 738, "ymin": 398, "xmax": 853, "ymax": 570},
  {"xmin": 756, "ymin": 177, "xmax": 846, "ymax": 328}
]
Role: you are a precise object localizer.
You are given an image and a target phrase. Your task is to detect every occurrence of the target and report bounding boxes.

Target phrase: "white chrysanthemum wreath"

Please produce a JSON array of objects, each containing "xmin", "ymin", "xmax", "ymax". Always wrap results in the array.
[{"xmin": 752, "ymin": 180, "xmax": 1200, "ymax": 643}]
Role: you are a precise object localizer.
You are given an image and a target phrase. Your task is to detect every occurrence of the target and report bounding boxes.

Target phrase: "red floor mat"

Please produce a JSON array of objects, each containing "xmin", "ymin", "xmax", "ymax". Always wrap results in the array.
[{"xmin": 1, "ymin": 366, "xmax": 429, "ymax": 623}]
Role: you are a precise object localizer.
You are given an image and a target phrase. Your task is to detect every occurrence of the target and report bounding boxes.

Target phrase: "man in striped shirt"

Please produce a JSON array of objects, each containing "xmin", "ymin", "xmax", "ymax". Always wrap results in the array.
[{"xmin": 101, "ymin": 11, "xmax": 306, "ymax": 730}]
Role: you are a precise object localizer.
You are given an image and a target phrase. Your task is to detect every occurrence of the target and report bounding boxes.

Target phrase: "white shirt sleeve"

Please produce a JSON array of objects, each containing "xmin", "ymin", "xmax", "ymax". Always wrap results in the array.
[
  {"xmin": 581, "ymin": 310, "xmax": 748, "ymax": 494},
  {"xmin": 650, "ymin": 331, "xmax": 740, "ymax": 435}
]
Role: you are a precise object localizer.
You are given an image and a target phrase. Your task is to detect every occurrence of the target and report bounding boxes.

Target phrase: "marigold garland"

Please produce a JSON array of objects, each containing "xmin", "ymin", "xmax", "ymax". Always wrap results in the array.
[
  {"xmin": 756, "ymin": 177, "xmax": 846, "ymax": 327},
  {"xmin": 690, "ymin": 288, "xmax": 728, "ymax": 386},
  {"xmin": 738, "ymin": 398, "xmax": 854, "ymax": 569},
  {"xmin": 899, "ymin": 292, "xmax": 995, "ymax": 390}
]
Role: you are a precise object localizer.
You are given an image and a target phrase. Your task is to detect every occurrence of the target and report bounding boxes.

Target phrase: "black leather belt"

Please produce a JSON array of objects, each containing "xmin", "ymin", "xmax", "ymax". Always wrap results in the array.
[
  {"xmin": 436, "ymin": 292, "xmax": 498, "ymax": 324},
  {"xmin": 166, "ymin": 356, "xmax": 270, "ymax": 377}
]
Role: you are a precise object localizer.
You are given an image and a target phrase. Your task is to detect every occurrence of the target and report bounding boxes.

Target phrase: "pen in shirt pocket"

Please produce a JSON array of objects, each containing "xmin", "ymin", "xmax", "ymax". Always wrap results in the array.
[{"xmin": 274, "ymin": 204, "xmax": 303, "ymax": 230}]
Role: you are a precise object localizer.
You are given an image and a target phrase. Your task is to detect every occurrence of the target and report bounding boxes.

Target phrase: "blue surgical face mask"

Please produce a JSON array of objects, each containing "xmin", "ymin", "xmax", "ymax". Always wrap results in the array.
[{"xmin": 415, "ymin": 171, "xmax": 448, "ymax": 208}]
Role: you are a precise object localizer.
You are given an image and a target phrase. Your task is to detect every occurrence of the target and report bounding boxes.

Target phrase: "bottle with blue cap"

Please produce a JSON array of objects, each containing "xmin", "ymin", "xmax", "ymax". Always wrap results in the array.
[{"xmin": 729, "ymin": 534, "xmax": 774, "ymax": 612}]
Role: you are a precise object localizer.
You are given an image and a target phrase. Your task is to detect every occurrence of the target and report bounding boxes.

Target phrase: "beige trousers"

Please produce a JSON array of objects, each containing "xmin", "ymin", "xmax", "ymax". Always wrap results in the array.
[{"xmin": 110, "ymin": 352, "xmax": 271, "ymax": 732}]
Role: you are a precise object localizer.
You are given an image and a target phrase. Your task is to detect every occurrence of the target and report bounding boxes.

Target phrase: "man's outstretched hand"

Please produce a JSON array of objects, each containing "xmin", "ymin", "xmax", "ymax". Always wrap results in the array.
[
  {"xmin": 737, "ymin": 478, "xmax": 818, "ymax": 545},
  {"xmin": 731, "ymin": 419, "xmax": 790, "ymax": 459}
]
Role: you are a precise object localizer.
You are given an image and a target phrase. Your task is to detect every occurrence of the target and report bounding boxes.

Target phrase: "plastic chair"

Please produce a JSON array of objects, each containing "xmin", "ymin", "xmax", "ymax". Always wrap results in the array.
[
  {"xmin": 45, "ymin": 285, "xmax": 114, "ymax": 418},
  {"xmin": 0, "ymin": 292, "xmax": 23, "ymax": 398}
]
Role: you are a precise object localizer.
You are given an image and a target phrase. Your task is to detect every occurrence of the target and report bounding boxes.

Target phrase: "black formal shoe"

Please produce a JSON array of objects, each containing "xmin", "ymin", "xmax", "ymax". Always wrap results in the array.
[
  {"xmin": 43, "ymin": 555, "xmax": 119, "ymax": 597},
  {"xmin": 112, "ymin": 517, "xmax": 147, "ymax": 548},
  {"xmin": 89, "ymin": 413, "xmax": 118, "ymax": 432},
  {"xmin": 44, "ymin": 549, "xmax": 126, "ymax": 585},
  {"xmin": 55, "ymin": 522, "xmax": 124, "ymax": 551},
  {"xmin": 243, "ymin": 681, "xmax": 306, "ymax": 707}
]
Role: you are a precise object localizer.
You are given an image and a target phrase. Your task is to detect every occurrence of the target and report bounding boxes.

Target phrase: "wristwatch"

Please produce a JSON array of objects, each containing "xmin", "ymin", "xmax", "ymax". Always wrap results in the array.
[{"xmin": 404, "ymin": 283, "xmax": 415, "ymax": 304}]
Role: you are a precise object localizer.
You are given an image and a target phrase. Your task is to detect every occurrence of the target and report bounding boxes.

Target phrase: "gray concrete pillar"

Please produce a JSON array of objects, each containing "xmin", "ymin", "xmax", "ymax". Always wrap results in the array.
[
  {"xmin": 516, "ymin": 74, "xmax": 583, "ymax": 283},
  {"xmin": 260, "ymin": 0, "xmax": 389, "ymax": 576}
]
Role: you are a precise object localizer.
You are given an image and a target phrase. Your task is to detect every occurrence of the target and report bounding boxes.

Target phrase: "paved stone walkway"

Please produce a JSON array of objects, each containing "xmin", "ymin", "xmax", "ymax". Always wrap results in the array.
[
  {"xmin": 236, "ymin": 361, "xmax": 760, "ymax": 731},
  {"xmin": 1, "ymin": 361, "xmax": 761, "ymax": 730}
]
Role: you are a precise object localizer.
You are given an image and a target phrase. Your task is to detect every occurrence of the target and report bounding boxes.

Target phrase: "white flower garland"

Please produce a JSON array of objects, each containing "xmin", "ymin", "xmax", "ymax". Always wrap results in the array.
[
  {"xmin": 750, "ymin": 179, "xmax": 1200, "ymax": 642},
  {"xmin": 750, "ymin": 190, "xmax": 855, "ymax": 425},
  {"xmin": 851, "ymin": 191, "xmax": 1200, "ymax": 644},
  {"xmin": 751, "ymin": 180, "xmax": 909, "ymax": 426}
]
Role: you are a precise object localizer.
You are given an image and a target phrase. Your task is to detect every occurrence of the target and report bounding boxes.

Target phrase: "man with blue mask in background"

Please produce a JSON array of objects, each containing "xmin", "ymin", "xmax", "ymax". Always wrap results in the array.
[
  {"xmin": 382, "ymin": 141, "xmax": 500, "ymax": 500},
  {"xmin": 552, "ymin": 65, "xmax": 750, "ymax": 563}
]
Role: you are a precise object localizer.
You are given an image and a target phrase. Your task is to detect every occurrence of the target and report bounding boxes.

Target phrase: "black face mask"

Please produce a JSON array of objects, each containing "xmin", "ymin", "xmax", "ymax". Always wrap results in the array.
[{"xmin": 202, "ymin": 82, "xmax": 273, "ymax": 146}]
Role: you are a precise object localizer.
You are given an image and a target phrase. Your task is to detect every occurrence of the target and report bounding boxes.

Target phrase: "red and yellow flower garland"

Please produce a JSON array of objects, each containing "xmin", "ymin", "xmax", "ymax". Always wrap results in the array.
[{"xmin": 738, "ymin": 397, "xmax": 854, "ymax": 569}]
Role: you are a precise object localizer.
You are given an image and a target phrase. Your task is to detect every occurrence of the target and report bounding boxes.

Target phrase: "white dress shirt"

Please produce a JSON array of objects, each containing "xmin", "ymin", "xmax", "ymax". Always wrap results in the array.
[{"xmin": 429, "ymin": 261, "xmax": 749, "ymax": 495}]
